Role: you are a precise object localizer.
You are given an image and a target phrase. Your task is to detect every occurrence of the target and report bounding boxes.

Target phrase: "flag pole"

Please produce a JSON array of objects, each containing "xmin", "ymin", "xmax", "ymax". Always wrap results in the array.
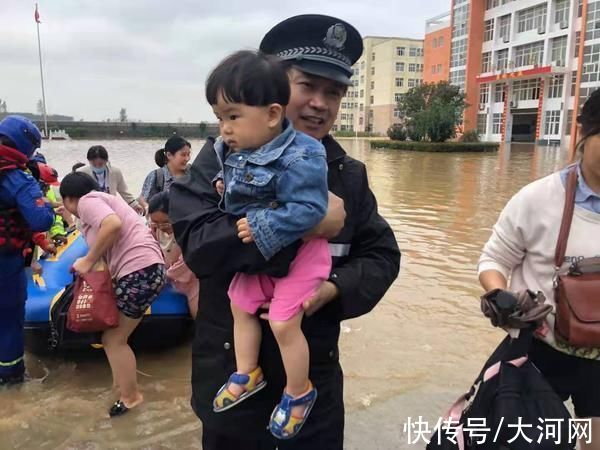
[{"xmin": 35, "ymin": 4, "xmax": 48, "ymax": 139}]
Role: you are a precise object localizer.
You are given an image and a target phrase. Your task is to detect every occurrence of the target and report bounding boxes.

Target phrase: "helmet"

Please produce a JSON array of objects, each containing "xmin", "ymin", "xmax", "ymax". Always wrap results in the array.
[
  {"xmin": 37, "ymin": 162, "xmax": 60, "ymax": 186},
  {"xmin": 0, "ymin": 115, "xmax": 42, "ymax": 158}
]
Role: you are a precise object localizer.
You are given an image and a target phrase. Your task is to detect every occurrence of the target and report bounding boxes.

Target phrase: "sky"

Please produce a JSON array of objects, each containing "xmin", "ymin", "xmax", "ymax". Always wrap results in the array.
[{"xmin": 1, "ymin": 0, "xmax": 449, "ymax": 123}]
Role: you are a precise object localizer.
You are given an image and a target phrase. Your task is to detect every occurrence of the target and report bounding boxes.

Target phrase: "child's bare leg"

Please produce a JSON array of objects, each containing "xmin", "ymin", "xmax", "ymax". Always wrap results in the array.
[
  {"xmin": 270, "ymin": 311, "xmax": 310, "ymax": 416},
  {"xmin": 229, "ymin": 303, "xmax": 262, "ymax": 395}
]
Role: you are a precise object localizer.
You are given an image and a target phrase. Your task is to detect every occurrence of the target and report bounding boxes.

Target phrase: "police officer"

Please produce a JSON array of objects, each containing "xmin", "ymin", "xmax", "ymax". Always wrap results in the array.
[
  {"xmin": 0, "ymin": 115, "xmax": 54, "ymax": 385},
  {"xmin": 170, "ymin": 14, "xmax": 400, "ymax": 449}
]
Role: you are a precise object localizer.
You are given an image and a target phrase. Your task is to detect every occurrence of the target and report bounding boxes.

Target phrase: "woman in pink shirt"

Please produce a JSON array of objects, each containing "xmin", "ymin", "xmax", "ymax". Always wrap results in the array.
[
  {"xmin": 60, "ymin": 172, "xmax": 166, "ymax": 417},
  {"xmin": 147, "ymin": 191, "xmax": 198, "ymax": 318}
]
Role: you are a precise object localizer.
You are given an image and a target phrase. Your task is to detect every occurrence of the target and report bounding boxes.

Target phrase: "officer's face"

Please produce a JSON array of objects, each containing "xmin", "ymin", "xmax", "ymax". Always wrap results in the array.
[{"xmin": 286, "ymin": 68, "xmax": 346, "ymax": 140}]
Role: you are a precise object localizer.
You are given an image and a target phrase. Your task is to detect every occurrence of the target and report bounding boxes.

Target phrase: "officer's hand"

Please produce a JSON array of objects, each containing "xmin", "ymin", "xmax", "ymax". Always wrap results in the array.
[
  {"xmin": 303, "ymin": 281, "xmax": 339, "ymax": 317},
  {"xmin": 236, "ymin": 218, "xmax": 254, "ymax": 243},
  {"xmin": 72, "ymin": 256, "xmax": 95, "ymax": 275},
  {"xmin": 304, "ymin": 192, "xmax": 345, "ymax": 240}
]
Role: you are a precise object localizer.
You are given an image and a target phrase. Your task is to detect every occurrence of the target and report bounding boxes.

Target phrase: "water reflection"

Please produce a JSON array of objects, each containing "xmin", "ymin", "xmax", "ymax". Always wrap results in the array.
[{"xmin": 2, "ymin": 139, "xmax": 570, "ymax": 449}]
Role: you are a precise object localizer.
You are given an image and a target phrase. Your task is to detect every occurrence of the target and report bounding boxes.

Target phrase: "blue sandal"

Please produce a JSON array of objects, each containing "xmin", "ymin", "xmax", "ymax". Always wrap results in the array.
[
  {"xmin": 213, "ymin": 367, "xmax": 267, "ymax": 413},
  {"xmin": 269, "ymin": 382, "xmax": 317, "ymax": 440}
]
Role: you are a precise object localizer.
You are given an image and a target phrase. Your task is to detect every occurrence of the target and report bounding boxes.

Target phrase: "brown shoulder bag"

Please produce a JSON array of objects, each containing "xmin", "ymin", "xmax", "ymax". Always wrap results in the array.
[{"xmin": 554, "ymin": 166, "xmax": 600, "ymax": 347}]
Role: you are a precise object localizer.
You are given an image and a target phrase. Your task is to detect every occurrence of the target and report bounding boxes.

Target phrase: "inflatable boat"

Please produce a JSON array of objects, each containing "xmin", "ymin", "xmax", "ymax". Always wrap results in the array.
[{"xmin": 25, "ymin": 231, "xmax": 192, "ymax": 354}]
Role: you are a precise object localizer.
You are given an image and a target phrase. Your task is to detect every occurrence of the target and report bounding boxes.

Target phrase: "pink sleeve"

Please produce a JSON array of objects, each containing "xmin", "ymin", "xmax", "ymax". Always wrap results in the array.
[{"xmin": 78, "ymin": 196, "xmax": 116, "ymax": 230}]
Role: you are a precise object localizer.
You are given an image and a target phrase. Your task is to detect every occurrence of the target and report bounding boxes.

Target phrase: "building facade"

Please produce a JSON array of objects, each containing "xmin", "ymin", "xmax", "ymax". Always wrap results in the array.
[
  {"xmin": 334, "ymin": 36, "xmax": 424, "ymax": 135},
  {"xmin": 424, "ymin": 12, "xmax": 452, "ymax": 83},
  {"xmin": 426, "ymin": 0, "xmax": 600, "ymax": 145}
]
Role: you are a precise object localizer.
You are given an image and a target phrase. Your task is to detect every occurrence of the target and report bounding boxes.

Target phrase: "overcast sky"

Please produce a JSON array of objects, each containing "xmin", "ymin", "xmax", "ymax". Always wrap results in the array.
[{"xmin": 2, "ymin": 0, "xmax": 449, "ymax": 122}]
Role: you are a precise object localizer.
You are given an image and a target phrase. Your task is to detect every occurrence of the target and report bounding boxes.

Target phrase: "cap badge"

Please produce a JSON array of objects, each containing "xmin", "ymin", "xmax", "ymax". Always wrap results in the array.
[{"xmin": 323, "ymin": 23, "xmax": 347, "ymax": 51}]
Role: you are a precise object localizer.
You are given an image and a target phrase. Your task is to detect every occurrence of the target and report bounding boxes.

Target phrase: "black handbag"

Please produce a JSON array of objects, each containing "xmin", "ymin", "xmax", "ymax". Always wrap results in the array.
[{"xmin": 427, "ymin": 328, "xmax": 573, "ymax": 450}]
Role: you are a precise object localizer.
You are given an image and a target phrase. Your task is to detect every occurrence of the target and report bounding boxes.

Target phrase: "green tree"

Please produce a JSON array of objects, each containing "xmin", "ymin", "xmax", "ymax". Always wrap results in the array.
[
  {"xmin": 399, "ymin": 81, "xmax": 466, "ymax": 142},
  {"xmin": 119, "ymin": 108, "xmax": 127, "ymax": 122}
]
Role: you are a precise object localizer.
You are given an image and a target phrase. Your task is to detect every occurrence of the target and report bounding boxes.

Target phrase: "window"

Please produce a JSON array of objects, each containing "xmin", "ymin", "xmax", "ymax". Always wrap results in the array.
[
  {"xmin": 409, "ymin": 63, "xmax": 417, "ymax": 72},
  {"xmin": 571, "ymin": 71, "xmax": 577, "ymax": 96},
  {"xmin": 492, "ymin": 113, "xmax": 502, "ymax": 134},
  {"xmin": 370, "ymin": 96, "xmax": 374, "ymax": 103},
  {"xmin": 408, "ymin": 79, "xmax": 416, "ymax": 88},
  {"xmin": 341, "ymin": 102, "xmax": 347, "ymax": 109},
  {"xmin": 360, "ymin": 103, "xmax": 364, "ymax": 111},
  {"xmin": 555, "ymin": 0, "xmax": 569, "ymax": 25},
  {"xmin": 370, "ymin": 81, "xmax": 375, "ymax": 89},
  {"xmin": 432, "ymin": 38, "xmax": 438, "ymax": 49},
  {"xmin": 481, "ymin": 52, "xmax": 492, "ymax": 73},
  {"xmin": 477, "ymin": 114, "xmax": 488, "ymax": 134},
  {"xmin": 438, "ymin": 36, "xmax": 444, "ymax": 47},
  {"xmin": 360, "ymin": 89, "xmax": 364, "ymax": 98},
  {"xmin": 437, "ymin": 64, "xmax": 442, "ymax": 73},
  {"xmin": 484, "ymin": 19, "xmax": 494, "ymax": 41},
  {"xmin": 582, "ymin": 44, "xmax": 600, "ymax": 84},
  {"xmin": 544, "ymin": 110, "xmax": 561, "ymax": 135},
  {"xmin": 551, "ymin": 35, "xmax": 567, "ymax": 65},
  {"xmin": 359, "ymin": 117, "xmax": 363, "ymax": 126},
  {"xmin": 360, "ymin": 75, "xmax": 364, "ymax": 84},
  {"xmin": 431, "ymin": 65, "xmax": 437, "ymax": 74},
  {"xmin": 517, "ymin": 4, "xmax": 547, "ymax": 33},
  {"xmin": 575, "ymin": 31, "xmax": 581, "ymax": 57},
  {"xmin": 397, "ymin": 47, "xmax": 405, "ymax": 56},
  {"xmin": 395, "ymin": 77, "xmax": 404, "ymax": 87},
  {"xmin": 396, "ymin": 62, "xmax": 405, "ymax": 72},
  {"xmin": 371, "ymin": 67, "xmax": 375, "ymax": 76},
  {"xmin": 566, "ymin": 109, "xmax": 574, "ymax": 135},
  {"xmin": 353, "ymin": 79, "xmax": 358, "ymax": 87},
  {"xmin": 486, "ymin": 0, "xmax": 499, "ymax": 10},
  {"xmin": 494, "ymin": 83, "xmax": 506, "ymax": 102},
  {"xmin": 586, "ymin": 1, "xmax": 600, "ymax": 41},
  {"xmin": 578, "ymin": 0, "xmax": 583, "ymax": 18},
  {"xmin": 495, "ymin": 49, "xmax": 509, "ymax": 70},
  {"xmin": 512, "ymin": 78, "xmax": 541, "ymax": 101},
  {"xmin": 451, "ymin": 38, "xmax": 468, "ymax": 68},
  {"xmin": 393, "ymin": 108, "xmax": 403, "ymax": 118},
  {"xmin": 449, "ymin": 69, "xmax": 466, "ymax": 90},
  {"xmin": 409, "ymin": 47, "xmax": 423, "ymax": 57},
  {"xmin": 548, "ymin": 74, "xmax": 564, "ymax": 98},
  {"xmin": 479, "ymin": 84, "xmax": 489, "ymax": 104},
  {"xmin": 452, "ymin": 3, "xmax": 469, "ymax": 39},
  {"xmin": 498, "ymin": 14, "xmax": 511, "ymax": 42},
  {"xmin": 371, "ymin": 52, "xmax": 375, "ymax": 61},
  {"xmin": 514, "ymin": 41, "xmax": 544, "ymax": 67},
  {"xmin": 394, "ymin": 93, "xmax": 404, "ymax": 102},
  {"xmin": 361, "ymin": 61, "xmax": 365, "ymax": 70},
  {"xmin": 341, "ymin": 114, "xmax": 347, "ymax": 120}
]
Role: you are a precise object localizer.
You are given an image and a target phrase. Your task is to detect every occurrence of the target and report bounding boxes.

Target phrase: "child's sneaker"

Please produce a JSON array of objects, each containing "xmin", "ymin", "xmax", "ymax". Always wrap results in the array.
[
  {"xmin": 269, "ymin": 382, "xmax": 317, "ymax": 440},
  {"xmin": 213, "ymin": 366, "xmax": 266, "ymax": 412}
]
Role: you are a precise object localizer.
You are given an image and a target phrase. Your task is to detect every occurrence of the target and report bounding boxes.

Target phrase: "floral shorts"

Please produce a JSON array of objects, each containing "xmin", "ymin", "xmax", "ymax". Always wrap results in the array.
[{"xmin": 115, "ymin": 264, "xmax": 166, "ymax": 319}]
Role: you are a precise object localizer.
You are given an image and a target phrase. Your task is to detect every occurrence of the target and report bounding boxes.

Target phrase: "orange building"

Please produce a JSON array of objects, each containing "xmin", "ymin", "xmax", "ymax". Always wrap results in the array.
[
  {"xmin": 424, "ymin": 12, "xmax": 452, "ymax": 83},
  {"xmin": 428, "ymin": 0, "xmax": 598, "ymax": 146}
]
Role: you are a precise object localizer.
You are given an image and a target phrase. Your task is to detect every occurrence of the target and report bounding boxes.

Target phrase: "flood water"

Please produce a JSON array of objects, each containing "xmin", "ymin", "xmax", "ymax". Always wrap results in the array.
[{"xmin": 1, "ymin": 138, "xmax": 570, "ymax": 449}]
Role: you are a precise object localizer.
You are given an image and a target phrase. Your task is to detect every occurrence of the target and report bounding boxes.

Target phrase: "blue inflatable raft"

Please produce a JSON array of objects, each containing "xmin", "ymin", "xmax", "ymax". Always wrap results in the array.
[{"xmin": 25, "ymin": 231, "xmax": 192, "ymax": 354}]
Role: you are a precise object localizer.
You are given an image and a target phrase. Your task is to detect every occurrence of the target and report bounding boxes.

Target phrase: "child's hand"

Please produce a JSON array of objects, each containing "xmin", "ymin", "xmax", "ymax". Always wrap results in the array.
[
  {"xmin": 236, "ymin": 218, "xmax": 254, "ymax": 243},
  {"xmin": 215, "ymin": 179, "xmax": 225, "ymax": 196}
]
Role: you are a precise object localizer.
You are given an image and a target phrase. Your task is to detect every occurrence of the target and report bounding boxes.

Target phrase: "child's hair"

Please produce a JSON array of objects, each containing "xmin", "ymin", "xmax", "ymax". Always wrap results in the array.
[
  {"xmin": 59, "ymin": 172, "xmax": 99, "ymax": 199},
  {"xmin": 72, "ymin": 162, "xmax": 86, "ymax": 173},
  {"xmin": 577, "ymin": 88, "xmax": 600, "ymax": 152},
  {"xmin": 148, "ymin": 191, "xmax": 170, "ymax": 215},
  {"xmin": 205, "ymin": 50, "xmax": 290, "ymax": 107},
  {"xmin": 154, "ymin": 136, "xmax": 191, "ymax": 167}
]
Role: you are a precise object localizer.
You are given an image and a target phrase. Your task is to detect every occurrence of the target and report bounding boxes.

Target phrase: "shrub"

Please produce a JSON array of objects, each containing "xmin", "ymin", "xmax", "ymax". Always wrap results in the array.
[
  {"xmin": 370, "ymin": 141, "xmax": 499, "ymax": 153},
  {"xmin": 460, "ymin": 130, "xmax": 481, "ymax": 143},
  {"xmin": 387, "ymin": 124, "xmax": 407, "ymax": 141}
]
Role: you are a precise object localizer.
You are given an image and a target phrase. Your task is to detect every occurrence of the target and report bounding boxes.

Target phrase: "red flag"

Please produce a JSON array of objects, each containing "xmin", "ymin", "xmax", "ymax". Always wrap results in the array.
[{"xmin": 34, "ymin": 4, "xmax": 41, "ymax": 23}]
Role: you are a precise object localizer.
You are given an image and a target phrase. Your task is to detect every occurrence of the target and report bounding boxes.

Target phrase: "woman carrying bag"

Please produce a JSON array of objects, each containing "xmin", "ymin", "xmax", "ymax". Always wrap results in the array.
[
  {"xmin": 479, "ymin": 90, "xmax": 600, "ymax": 449},
  {"xmin": 60, "ymin": 172, "xmax": 165, "ymax": 417}
]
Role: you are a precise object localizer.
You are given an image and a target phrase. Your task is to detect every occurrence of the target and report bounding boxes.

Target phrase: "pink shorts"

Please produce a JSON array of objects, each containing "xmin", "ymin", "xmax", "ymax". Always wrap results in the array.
[{"xmin": 228, "ymin": 239, "xmax": 332, "ymax": 321}]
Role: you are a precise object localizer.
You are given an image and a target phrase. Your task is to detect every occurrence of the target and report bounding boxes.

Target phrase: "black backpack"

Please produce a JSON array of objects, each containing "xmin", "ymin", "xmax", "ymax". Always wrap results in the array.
[{"xmin": 427, "ymin": 327, "xmax": 574, "ymax": 450}]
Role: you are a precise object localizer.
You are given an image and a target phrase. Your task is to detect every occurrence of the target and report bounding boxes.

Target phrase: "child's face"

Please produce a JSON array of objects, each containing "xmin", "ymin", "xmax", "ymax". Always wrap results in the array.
[
  {"xmin": 212, "ymin": 93, "xmax": 283, "ymax": 151},
  {"xmin": 148, "ymin": 211, "xmax": 173, "ymax": 236}
]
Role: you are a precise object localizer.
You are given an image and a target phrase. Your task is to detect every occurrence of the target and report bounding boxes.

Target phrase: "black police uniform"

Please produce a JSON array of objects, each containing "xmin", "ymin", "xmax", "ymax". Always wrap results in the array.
[{"xmin": 169, "ymin": 14, "xmax": 401, "ymax": 450}]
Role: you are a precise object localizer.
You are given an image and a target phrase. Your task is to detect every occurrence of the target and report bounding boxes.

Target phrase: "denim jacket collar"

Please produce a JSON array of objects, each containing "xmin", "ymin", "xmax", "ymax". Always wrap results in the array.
[
  {"xmin": 214, "ymin": 119, "xmax": 296, "ymax": 168},
  {"xmin": 246, "ymin": 119, "xmax": 295, "ymax": 166}
]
